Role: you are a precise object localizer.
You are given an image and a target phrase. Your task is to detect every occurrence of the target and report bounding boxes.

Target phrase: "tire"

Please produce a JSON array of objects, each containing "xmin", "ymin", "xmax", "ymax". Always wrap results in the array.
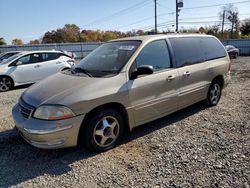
[
  {"xmin": 0, "ymin": 76, "xmax": 13, "ymax": 92},
  {"xmin": 82, "ymin": 108, "xmax": 125, "ymax": 152},
  {"xmin": 205, "ymin": 80, "xmax": 222, "ymax": 106},
  {"xmin": 234, "ymin": 53, "xmax": 238, "ymax": 59}
]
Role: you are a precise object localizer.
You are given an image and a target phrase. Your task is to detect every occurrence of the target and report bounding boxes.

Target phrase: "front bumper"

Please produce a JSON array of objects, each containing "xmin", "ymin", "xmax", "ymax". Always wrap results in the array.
[{"xmin": 12, "ymin": 104, "xmax": 85, "ymax": 149}]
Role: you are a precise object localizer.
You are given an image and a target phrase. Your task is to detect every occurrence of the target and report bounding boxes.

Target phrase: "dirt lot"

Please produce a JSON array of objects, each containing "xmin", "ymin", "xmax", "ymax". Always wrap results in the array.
[{"xmin": 0, "ymin": 57, "xmax": 249, "ymax": 187}]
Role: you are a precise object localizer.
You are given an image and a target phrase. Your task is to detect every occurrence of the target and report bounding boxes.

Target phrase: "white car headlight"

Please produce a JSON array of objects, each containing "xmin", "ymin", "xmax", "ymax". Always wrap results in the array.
[{"xmin": 33, "ymin": 105, "xmax": 75, "ymax": 120}]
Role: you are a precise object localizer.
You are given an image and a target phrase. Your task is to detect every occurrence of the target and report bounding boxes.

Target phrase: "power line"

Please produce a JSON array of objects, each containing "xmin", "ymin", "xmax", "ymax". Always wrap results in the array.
[
  {"xmin": 83, "ymin": 0, "xmax": 250, "ymax": 31},
  {"xmin": 179, "ymin": 16, "xmax": 219, "ymax": 20},
  {"xmin": 139, "ymin": 16, "xmax": 220, "ymax": 30},
  {"xmin": 134, "ymin": 11, "xmax": 250, "ymax": 31},
  {"xmin": 156, "ymin": 2, "xmax": 174, "ymax": 12},
  {"xmin": 144, "ymin": 19, "xmax": 248, "ymax": 31},
  {"xmin": 112, "ymin": 12, "xmax": 175, "ymax": 30},
  {"xmin": 181, "ymin": 0, "xmax": 250, "ymax": 10},
  {"xmin": 82, "ymin": 0, "xmax": 152, "ymax": 27}
]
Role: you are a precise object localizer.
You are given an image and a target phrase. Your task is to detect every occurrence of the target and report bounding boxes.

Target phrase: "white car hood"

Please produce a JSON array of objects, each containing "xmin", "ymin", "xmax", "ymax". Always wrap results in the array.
[{"xmin": 0, "ymin": 64, "xmax": 9, "ymax": 74}]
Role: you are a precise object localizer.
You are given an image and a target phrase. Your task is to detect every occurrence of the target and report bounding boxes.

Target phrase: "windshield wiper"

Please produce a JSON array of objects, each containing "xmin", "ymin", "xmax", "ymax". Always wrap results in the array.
[{"xmin": 74, "ymin": 67, "xmax": 93, "ymax": 77}]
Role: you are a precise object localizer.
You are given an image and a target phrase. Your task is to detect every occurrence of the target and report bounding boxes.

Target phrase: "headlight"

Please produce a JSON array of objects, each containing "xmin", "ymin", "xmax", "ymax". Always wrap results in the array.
[{"xmin": 33, "ymin": 105, "xmax": 75, "ymax": 120}]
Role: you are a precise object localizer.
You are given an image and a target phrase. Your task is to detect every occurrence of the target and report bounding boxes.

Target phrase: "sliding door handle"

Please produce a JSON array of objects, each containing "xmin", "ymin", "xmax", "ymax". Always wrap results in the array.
[
  {"xmin": 167, "ymin": 75, "xmax": 175, "ymax": 81},
  {"xmin": 183, "ymin": 71, "xmax": 191, "ymax": 77}
]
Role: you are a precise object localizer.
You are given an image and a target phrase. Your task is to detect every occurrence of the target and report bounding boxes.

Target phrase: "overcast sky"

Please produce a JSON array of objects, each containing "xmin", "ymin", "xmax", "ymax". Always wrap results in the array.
[{"xmin": 0, "ymin": 0, "xmax": 250, "ymax": 44}]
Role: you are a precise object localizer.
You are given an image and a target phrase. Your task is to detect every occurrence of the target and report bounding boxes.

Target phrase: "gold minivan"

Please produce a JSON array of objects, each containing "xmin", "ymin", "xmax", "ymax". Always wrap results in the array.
[{"xmin": 12, "ymin": 34, "xmax": 231, "ymax": 152}]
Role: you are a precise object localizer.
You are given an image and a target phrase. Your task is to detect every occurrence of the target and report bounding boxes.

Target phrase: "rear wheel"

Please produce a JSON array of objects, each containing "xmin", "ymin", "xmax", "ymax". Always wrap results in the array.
[
  {"xmin": 82, "ymin": 109, "xmax": 125, "ymax": 152},
  {"xmin": 0, "ymin": 77, "xmax": 13, "ymax": 92},
  {"xmin": 205, "ymin": 80, "xmax": 222, "ymax": 106}
]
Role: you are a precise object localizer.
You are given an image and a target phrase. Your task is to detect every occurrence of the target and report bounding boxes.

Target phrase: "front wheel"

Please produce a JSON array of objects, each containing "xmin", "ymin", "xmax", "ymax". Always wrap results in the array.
[
  {"xmin": 205, "ymin": 80, "xmax": 222, "ymax": 106},
  {"xmin": 234, "ymin": 53, "xmax": 238, "ymax": 59},
  {"xmin": 82, "ymin": 109, "xmax": 125, "ymax": 152},
  {"xmin": 0, "ymin": 77, "xmax": 13, "ymax": 92}
]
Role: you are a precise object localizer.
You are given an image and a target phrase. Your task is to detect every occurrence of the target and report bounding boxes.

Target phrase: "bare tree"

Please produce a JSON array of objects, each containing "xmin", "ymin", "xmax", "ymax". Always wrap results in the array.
[{"xmin": 219, "ymin": 4, "xmax": 240, "ymax": 38}]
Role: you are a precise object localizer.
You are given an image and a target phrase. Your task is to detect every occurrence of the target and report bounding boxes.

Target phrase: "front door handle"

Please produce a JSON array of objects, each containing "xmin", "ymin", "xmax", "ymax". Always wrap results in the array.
[
  {"xmin": 56, "ymin": 61, "xmax": 62, "ymax": 64},
  {"xmin": 34, "ymin": 65, "xmax": 40, "ymax": 68},
  {"xmin": 183, "ymin": 71, "xmax": 191, "ymax": 77},
  {"xmin": 167, "ymin": 75, "xmax": 175, "ymax": 81}
]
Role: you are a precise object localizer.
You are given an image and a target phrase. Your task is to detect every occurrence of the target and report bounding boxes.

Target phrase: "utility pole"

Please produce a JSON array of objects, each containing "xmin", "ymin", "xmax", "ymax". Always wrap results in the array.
[
  {"xmin": 175, "ymin": 0, "xmax": 178, "ymax": 32},
  {"xmin": 175, "ymin": 0, "xmax": 183, "ymax": 32},
  {"xmin": 221, "ymin": 10, "xmax": 225, "ymax": 35},
  {"xmin": 231, "ymin": 13, "xmax": 235, "ymax": 39},
  {"xmin": 154, "ymin": 0, "xmax": 157, "ymax": 33}
]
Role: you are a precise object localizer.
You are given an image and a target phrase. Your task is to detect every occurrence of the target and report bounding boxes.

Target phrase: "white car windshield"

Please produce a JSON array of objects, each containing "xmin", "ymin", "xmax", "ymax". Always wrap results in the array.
[{"xmin": 0, "ymin": 54, "xmax": 22, "ymax": 65}]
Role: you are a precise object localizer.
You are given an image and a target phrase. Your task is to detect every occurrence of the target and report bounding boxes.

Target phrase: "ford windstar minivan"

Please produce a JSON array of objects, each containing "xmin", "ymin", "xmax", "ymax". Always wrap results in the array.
[{"xmin": 12, "ymin": 34, "xmax": 231, "ymax": 152}]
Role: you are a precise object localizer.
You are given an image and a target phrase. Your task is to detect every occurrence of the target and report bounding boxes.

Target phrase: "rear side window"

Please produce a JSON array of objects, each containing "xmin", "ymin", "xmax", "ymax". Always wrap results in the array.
[
  {"xmin": 169, "ymin": 37, "xmax": 226, "ymax": 68},
  {"xmin": 169, "ymin": 37, "xmax": 205, "ymax": 67},
  {"xmin": 41, "ymin": 53, "xmax": 60, "ymax": 61},
  {"xmin": 202, "ymin": 38, "xmax": 227, "ymax": 60},
  {"xmin": 136, "ymin": 40, "xmax": 171, "ymax": 71}
]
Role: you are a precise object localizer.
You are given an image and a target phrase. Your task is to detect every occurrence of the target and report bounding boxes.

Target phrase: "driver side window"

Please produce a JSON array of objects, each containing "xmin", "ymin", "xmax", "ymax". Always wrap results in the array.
[
  {"xmin": 16, "ymin": 53, "xmax": 41, "ymax": 65},
  {"xmin": 136, "ymin": 40, "xmax": 171, "ymax": 71},
  {"xmin": 18, "ymin": 55, "xmax": 30, "ymax": 65}
]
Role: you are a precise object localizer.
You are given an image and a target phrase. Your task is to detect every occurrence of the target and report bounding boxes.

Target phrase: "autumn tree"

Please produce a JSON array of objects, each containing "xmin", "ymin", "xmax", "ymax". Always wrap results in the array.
[
  {"xmin": 0, "ymin": 37, "xmax": 6, "ymax": 45},
  {"xmin": 41, "ymin": 23, "xmax": 149, "ymax": 43},
  {"xmin": 198, "ymin": 27, "xmax": 206, "ymax": 34},
  {"xmin": 12, "ymin": 38, "xmax": 23, "ymax": 45},
  {"xmin": 62, "ymin": 24, "xmax": 80, "ymax": 42},
  {"xmin": 29, "ymin": 39, "xmax": 40, "ymax": 45}
]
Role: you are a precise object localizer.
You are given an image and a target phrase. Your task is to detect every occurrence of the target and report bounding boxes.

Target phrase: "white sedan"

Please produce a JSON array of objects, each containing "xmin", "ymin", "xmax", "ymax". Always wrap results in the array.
[{"xmin": 0, "ymin": 51, "xmax": 75, "ymax": 91}]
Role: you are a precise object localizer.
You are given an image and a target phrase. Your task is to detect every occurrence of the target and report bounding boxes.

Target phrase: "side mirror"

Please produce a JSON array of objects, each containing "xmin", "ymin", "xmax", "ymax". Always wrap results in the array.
[
  {"xmin": 15, "ymin": 61, "xmax": 22, "ymax": 66},
  {"xmin": 130, "ymin": 65, "xmax": 154, "ymax": 79}
]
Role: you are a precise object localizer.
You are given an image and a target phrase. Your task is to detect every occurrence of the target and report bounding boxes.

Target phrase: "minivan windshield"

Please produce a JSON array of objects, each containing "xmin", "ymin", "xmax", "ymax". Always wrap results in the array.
[{"xmin": 76, "ymin": 40, "xmax": 141, "ymax": 77}]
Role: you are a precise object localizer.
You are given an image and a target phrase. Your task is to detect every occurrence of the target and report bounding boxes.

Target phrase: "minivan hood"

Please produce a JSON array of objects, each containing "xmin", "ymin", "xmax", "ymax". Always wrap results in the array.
[{"xmin": 22, "ymin": 72, "xmax": 127, "ymax": 111}]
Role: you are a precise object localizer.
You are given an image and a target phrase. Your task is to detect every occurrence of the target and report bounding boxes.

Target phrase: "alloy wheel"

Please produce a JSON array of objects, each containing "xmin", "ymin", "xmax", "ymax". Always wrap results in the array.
[
  {"xmin": 93, "ymin": 116, "xmax": 120, "ymax": 147},
  {"xmin": 0, "ymin": 77, "xmax": 12, "ymax": 92},
  {"xmin": 210, "ymin": 83, "xmax": 221, "ymax": 105}
]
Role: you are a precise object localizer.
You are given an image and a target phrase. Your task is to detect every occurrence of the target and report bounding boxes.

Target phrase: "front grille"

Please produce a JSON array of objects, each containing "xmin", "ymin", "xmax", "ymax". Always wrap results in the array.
[{"xmin": 19, "ymin": 98, "xmax": 35, "ymax": 119}]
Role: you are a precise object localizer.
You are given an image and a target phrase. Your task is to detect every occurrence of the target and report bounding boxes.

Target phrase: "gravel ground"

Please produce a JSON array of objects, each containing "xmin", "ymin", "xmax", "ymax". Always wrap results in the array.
[{"xmin": 0, "ymin": 57, "xmax": 249, "ymax": 187}]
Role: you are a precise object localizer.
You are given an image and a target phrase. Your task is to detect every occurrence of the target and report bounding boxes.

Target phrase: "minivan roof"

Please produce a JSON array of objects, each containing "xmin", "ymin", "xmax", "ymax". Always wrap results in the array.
[{"xmin": 112, "ymin": 33, "xmax": 213, "ymax": 42}]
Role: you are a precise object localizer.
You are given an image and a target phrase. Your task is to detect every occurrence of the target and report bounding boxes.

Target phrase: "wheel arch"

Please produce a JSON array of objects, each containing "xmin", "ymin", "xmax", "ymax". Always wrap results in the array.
[
  {"xmin": 77, "ymin": 102, "xmax": 129, "ymax": 145},
  {"xmin": 61, "ymin": 67, "xmax": 70, "ymax": 71},
  {"xmin": 0, "ymin": 75, "xmax": 15, "ymax": 86},
  {"xmin": 212, "ymin": 75, "xmax": 224, "ymax": 88}
]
